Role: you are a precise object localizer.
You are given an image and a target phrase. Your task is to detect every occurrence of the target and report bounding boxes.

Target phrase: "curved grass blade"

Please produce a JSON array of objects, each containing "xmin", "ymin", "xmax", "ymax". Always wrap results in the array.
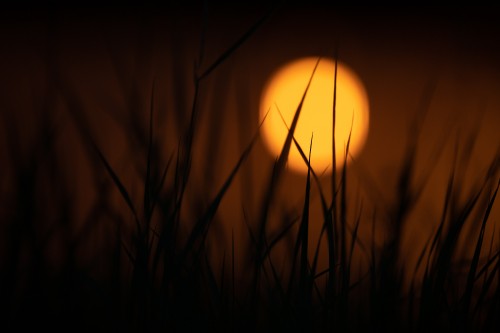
[
  {"xmin": 256, "ymin": 57, "xmax": 321, "ymax": 256},
  {"xmin": 179, "ymin": 111, "xmax": 269, "ymax": 264},
  {"xmin": 198, "ymin": 4, "xmax": 279, "ymax": 80},
  {"xmin": 92, "ymin": 141, "xmax": 141, "ymax": 235},
  {"xmin": 253, "ymin": 59, "xmax": 323, "ymax": 307},
  {"xmin": 462, "ymin": 179, "xmax": 499, "ymax": 314}
]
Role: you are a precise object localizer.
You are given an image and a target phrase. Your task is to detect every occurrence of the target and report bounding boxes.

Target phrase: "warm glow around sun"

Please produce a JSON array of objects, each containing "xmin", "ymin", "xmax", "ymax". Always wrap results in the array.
[{"xmin": 259, "ymin": 57, "xmax": 369, "ymax": 174}]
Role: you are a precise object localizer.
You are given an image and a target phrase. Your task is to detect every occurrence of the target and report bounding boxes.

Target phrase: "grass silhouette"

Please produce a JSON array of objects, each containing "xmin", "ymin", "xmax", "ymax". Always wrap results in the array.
[{"xmin": 1, "ymin": 5, "xmax": 499, "ymax": 333}]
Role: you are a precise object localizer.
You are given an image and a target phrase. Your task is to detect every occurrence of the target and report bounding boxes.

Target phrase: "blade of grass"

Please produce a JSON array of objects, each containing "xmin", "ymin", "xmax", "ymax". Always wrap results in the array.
[
  {"xmin": 255, "ymin": 58, "xmax": 321, "ymax": 297},
  {"xmin": 150, "ymin": 151, "xmax": 174, "ymax": 220},
  {"xmin": 475, "ymin": 250, "xmax": 500, "ymax": 283},
  {"xmin": 298, "ymin": 134, "xmax": 313, "ymax": 306},
  {"xmin": 483, "ymin": 224, "xmax": 496, "ymax": 287},
  {"xmin": 179, "ymin": 111, "xmax": 269, "ymax": 263},
  {"xmin": 462, "ymin": 179, "xmax": 499, "ymax": 314},
  {"xmin": 275, "ymin": 105, "xmax": 331, "ymax": 280},
  {"xmin": 473, "ymin": 252, "xmax": 500, "ymax": 316},
  {"xmin": 275, "ymin": 105, "xmax": 329, "ymax": 214},
  {"xmin": 338, "ymin": 122, "xmax": 353, "ymax": 329},
  {"xmin": 232, "ymin": 228, "xmax": 235, "ymax": 322},
  {"xmin": 144, "ymin": 78, "xmax": 155, "ymax": 226},
  {"xmin": 92, "ymin": 141, "xmax": 141, "ymax": 235},
  {"xmin": 329, "ymin": 52, "xmax": 339, "ymax": 314},
  {"xmin": 221, "ymin": 250, "xmax": 226, "ymax": 307},
  {"xmin": 195, "ymin": 0, "xmax": 209, "ymax": 72},
  {"xmin": 331, "ymin": 49, "xmax": 338, "ymax": 208},
  {"xmin": 424, "ymin": 145, "xmax": 458, "ymax": 276},
  {"xmin": 348, "ymin": 200, "xmax": 363, "ymax": 283},
  {"xmin": 197, "ymin": 4, "xmax": 278, "ymax": 80},
  {"xmin": 149, "ymin": 152, "xmax": 176, "ymax": 279},
  {"xmin": 173, "ymin": 0, "xmax": 275, "ymax": 231},
  {"xmin": 260, "ymin": 218, "xmax": 299, "ymax": 262}
]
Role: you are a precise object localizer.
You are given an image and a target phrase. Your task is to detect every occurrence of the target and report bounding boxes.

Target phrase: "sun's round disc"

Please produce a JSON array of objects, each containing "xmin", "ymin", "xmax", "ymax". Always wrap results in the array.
[{"xmin": 259, "ymin": 57, "xmax": 370, "ymax": 174}]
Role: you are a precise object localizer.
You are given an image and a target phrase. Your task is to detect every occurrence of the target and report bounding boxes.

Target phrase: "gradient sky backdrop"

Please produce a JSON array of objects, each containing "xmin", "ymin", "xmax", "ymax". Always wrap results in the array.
[{"xmin": 1, "ymin": 4, "xmax": 499, "ymax": 287}]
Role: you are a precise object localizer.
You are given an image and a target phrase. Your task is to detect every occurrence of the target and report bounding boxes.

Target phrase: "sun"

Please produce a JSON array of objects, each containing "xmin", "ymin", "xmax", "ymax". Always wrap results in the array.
[{"xmin": 259, "ymin": 57, "xmax": 370, "ymax": 174}]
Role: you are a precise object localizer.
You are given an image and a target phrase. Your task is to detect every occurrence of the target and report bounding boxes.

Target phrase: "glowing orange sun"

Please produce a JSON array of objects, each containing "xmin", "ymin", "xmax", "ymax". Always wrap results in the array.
[{"xmin": 259, "ymin": 57, "xmax": 370, "ymax": 174}]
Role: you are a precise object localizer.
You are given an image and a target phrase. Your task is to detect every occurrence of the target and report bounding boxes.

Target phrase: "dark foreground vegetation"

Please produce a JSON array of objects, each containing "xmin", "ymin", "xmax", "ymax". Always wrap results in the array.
[{"xmin": 1, "ymin": 5, "xmax": 499, "ymax": 333}]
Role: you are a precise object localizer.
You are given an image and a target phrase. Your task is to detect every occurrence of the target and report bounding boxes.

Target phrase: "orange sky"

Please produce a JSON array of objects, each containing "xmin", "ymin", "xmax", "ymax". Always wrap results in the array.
[{"xmin": 1, "ymin": 4, "xmax": 499, "ymax": 291}]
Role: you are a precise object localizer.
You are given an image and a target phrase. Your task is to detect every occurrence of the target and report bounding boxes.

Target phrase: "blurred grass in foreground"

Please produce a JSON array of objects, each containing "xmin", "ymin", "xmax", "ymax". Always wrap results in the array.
[{"xmin": 1, "ymin": 5, "xmax": 499, "ymax": 333}]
